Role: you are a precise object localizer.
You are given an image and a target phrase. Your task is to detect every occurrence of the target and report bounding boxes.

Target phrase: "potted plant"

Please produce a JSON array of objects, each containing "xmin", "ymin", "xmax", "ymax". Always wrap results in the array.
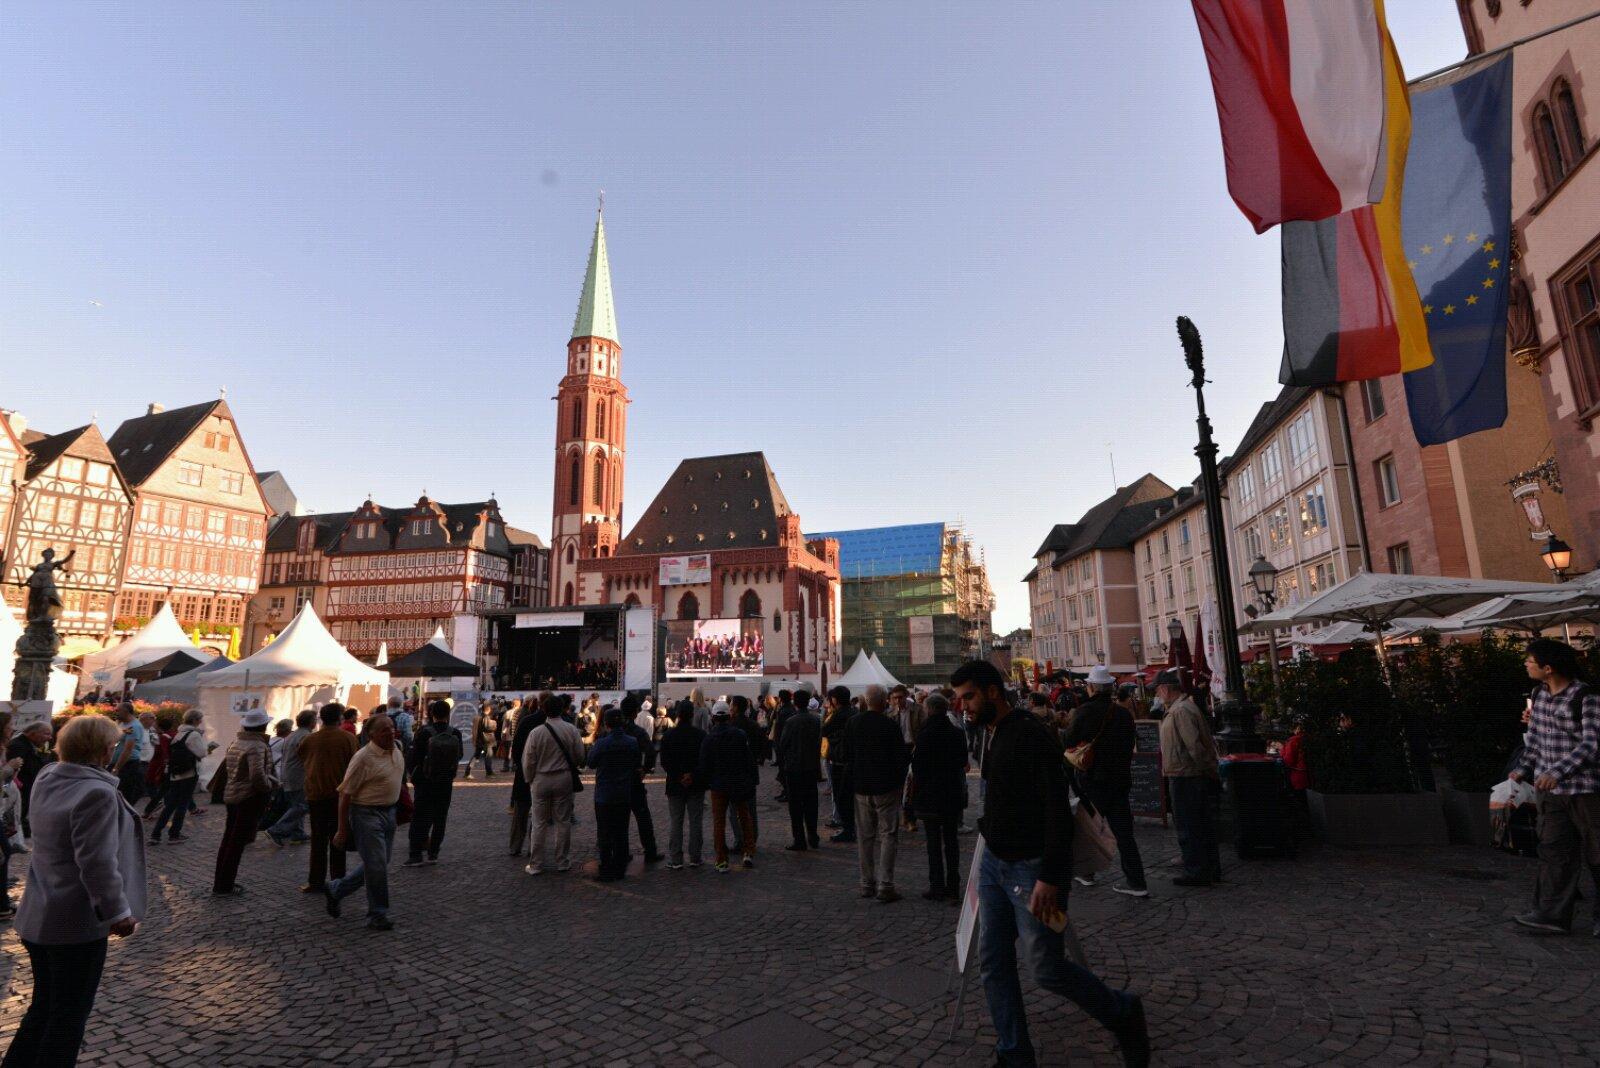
[
  {"xmin": 1436, "ymin": 632, "xmax": 1527, "ymax": 846},
  {"xmin": 1291, "ymin": 645, "xmax": 1448, "ymax": 847}
]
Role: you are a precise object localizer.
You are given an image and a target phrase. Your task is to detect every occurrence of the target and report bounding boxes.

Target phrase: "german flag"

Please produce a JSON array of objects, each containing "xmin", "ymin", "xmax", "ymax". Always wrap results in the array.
[{"xmin": 1279, "ymin": 2, "xmax": 1433, "ymax": 386}]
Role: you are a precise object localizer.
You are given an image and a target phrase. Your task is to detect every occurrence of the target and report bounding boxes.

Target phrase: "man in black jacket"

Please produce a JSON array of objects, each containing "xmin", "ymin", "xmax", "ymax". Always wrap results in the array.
[
  {"xmin": 776, "ymin": 696, "xmax": 822, "ymax": 850},
  {"xmin": 728, "ymin": 696, "xmax": 766, "ymax": 855},
  {"xmin": 1061, "ymin": 667, "xmax": 1147, "ymax": 897},
  {"xmin": 620, "ymin": 693, "xmax": 664, "ymax": 864},
  {"xmin": 845, "ymin": 685, "xmax": 911, "ymax": 903},
  {"xmin": 770, "ymin": 690, "xmax": 797, "ymax": 803},
  {"xmin": 951, "ymin": 660, "xmax": 1148, "ymax": 1068},
  {"xmin": 404, "ymin": 701, "xmax": 463, "ymax": 867},
  {"xmin": 821, "ymin": 686, "xmax": 857, "ymax": 843},
  {"xmin": 659, "ymin": 701, "xmax": 707, "ymax": 869}
]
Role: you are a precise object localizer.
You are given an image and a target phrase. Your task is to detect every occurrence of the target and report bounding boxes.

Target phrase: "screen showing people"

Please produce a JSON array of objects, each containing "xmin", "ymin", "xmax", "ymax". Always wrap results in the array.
[{"xmin": 665, "ymin": 618, "xmax": 764, "ymax": 678}]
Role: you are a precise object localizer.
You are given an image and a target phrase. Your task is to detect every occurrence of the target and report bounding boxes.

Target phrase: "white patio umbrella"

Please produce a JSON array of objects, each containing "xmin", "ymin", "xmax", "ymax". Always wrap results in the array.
[{"xmin": 1262, "ymin": 573, "xmax": 1554, "ymax": 637}]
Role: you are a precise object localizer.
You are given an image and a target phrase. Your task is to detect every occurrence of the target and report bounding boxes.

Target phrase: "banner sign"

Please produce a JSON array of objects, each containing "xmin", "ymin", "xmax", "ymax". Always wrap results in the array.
[{"xmin": 658, "ymin": 554, "xmax": 711, "ymax": 587}]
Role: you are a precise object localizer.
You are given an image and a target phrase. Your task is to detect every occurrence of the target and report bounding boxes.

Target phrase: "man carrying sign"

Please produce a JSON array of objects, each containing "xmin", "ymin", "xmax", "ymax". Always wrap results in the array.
[{"xmin": 949, "ymin": 660, "xmax": 1149, "ymax": 1068}]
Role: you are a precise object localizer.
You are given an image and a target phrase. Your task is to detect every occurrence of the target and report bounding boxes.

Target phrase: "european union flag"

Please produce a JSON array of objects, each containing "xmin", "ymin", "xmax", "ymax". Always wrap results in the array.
[{"xmin": 1401, "ymin": 54, "xmax": 1514, "ymax": 446}]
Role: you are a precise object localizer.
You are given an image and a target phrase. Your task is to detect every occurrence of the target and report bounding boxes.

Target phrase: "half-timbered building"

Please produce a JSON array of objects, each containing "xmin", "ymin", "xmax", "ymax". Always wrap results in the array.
[
  {"xmin": 107, "ymin": 400, "xmax": 270, "ymax": 640},
  {"xmin": 1, "ymin": 424, "xmax": 133, "ymax": 640},
  {"xmin": 0, "ymin": 412, "xmax": 27, "ymax": 578}
]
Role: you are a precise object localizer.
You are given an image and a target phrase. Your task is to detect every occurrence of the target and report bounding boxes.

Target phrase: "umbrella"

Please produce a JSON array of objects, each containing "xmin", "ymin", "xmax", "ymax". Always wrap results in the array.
[{"xmin": 1254, "ymin": 573, "xmax": 1553, "ymax": 640}]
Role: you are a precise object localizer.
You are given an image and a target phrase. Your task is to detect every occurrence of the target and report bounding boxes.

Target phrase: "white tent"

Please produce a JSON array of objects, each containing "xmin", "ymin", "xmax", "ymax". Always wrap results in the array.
[
  {"xmin": 866, "ymin": 652, "xmax": 903, "ymax": 688},
  {"xmin": 76, "ymin": 604, "xmax": 204, "ymax": 695},
  {"xmin": 196, "ymin": 604, "xmax": 388, "ymax": 749},
  {"xmin": 834, "ymin": 650, "xmax": 881, "ymax": 690},
  {"xmin": 0, "ymin": 602, "xmax": 76, "ymax": 706}
]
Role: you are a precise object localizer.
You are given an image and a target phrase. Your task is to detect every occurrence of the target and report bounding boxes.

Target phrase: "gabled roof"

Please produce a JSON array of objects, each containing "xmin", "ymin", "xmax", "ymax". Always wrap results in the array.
[
  {"xmin": 621, "ymin": 452, "xmax": 793, "ymax": 556},
  {"xmin": 1047, "ymin": 474, "xmax": 1175, "ymax": 566},
  {"xmin": 23, "ymin": 424, "xmax": 118, "ymax": 481},
  {"xmin": 1219, "ymin": 385, "xmax": 1314, "ymax": 476},
  {"xmin": 505, "ymin": 525, "xmax": 548, "ymax": 550},
  {"xmin": 106, "ymin": 400, "xmax": 223, "ymax": 486},
  {"xmin": 1031, "ymin": 524, "xmax": 1080, "ymax": 558},
  {"xmin": 571, "ymin": 208, "xmax": 618, "ymax": 342}
]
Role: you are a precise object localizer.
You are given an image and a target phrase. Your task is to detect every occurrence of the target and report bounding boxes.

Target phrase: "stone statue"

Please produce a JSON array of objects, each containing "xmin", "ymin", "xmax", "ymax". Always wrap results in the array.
[
  {"xmin": 1507, "ymin": 235, "xmax": 1541, "ymax": 370},
  {"xmin": 12, "ymin": 548, "xmax": 70, "ymax": 702}
]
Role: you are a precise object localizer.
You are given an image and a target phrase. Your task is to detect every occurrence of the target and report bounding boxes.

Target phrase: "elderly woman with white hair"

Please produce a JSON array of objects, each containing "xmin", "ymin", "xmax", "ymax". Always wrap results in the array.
[{"xmin": 7, "ymin": 713, "xmax": 146, "ymax": 1068}]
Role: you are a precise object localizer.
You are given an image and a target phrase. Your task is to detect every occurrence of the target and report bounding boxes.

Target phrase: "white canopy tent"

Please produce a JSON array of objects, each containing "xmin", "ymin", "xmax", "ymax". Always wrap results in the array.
[
  {"xmin": 834, "ymin": 650, "xmax": 881, "ymax": 691},
  {"xmin": 76, "ymin": 604, "xmax": 205, "ymax": 696},
  {"xmin": 128, "ymin": 655, "xmax": 234, "ymax": 708},
  {"xmin": 196, "ymin": 604, "xmax": 387, "ymax": 749},
  {"xmin": 0, "ymin": 601, "xmax": 76, "ymax": 706},
  {"xmin": 866, "ymin": 651, "xmax": 903, "ymax": 688}
]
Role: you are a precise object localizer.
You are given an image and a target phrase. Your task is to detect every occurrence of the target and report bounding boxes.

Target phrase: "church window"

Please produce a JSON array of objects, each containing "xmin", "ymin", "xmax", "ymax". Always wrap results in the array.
[
  {"xmin": 739, "ymin": 589, "xmax": 761, "ymax": 618},
  {"xmin": 563, "ymin": 582, "xmax": 574, "ymax": 606},
  {"xmin": 571, "ymin": 400, "xmax": 584, "ymax": 438},
  {"xmin": 678, "ymin": 592, "xmax": 699, "ymax": 620},
  {"xmin": 592, "ymin": 456, "xmax": 605, "ymax": 505},
  {"xmin": 596, "ymin": 401, "xmax": 607, "ymax": 439},
  {"xmin": 568, "ymin": 455, "xmax": 581, "ymax": 506}
]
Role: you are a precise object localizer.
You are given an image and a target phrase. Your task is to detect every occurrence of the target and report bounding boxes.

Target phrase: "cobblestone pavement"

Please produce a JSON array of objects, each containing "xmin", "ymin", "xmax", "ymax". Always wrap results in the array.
[{"xmin": 1, "ymin": 773, "xmax": 1597, "ymax": 1067}]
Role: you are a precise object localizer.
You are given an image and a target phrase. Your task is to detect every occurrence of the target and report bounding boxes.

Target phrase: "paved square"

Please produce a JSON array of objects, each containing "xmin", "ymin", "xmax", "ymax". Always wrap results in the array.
[{"xmin": 2, "ymin": 774, "xmax": 1598, "ymax": 1066}]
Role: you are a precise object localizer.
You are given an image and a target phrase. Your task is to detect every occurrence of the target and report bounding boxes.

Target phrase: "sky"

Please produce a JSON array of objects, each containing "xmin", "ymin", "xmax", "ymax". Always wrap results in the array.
[{"xmin": 0, "ymin": 2, "xmax": 1472, "ymax": 633}]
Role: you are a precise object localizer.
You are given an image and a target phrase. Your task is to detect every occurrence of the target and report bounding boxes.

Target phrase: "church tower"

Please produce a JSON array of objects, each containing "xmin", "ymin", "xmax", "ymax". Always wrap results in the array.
[{"xmin": 550, "ymin": 204, "xmax": 627, "ymax": 606}]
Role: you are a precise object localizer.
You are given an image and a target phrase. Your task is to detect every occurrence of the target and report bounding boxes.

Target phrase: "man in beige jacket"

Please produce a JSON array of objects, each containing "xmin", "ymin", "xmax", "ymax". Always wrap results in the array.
[
  {"xmin": 1155, "ymin": 670, "xmax": 1221, "ymax": 888},
  {"xmin": 523, "ymin": 705, "xmax": 584, "ymax": 874}
]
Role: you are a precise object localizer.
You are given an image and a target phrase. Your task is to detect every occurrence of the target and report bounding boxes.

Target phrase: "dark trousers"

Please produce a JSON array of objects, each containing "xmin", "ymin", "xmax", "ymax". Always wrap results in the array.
[
  {"xmin": 595, "ymin": 801, "xmax": 631, "ymax": 877},
  {"xmin": 508, "ymin": 796, "xmax": 531, "ymax": 855},
  {"xmin": 830, "ymin": 763, "xmax": 856, "ymax": 836},
  {"xmin": 1080, "ymin": 777, "xmax": 1147, "ymax": 889},
  {"xmin": 1, "ymin": 938, "xmax": 108, "ymax": 1068},
  {"xmin": 307, "ymin": 797, "xmax": 346, "ymax": 890},
  {"xmin": 150, "ymin": 776, "xmax": 199, "ymax": 841},
  {"xmin": 142, "ymin": 778, "xmax": 164, "ymax": 817},
  {"xmin": 922, "ymin": 813, "xmax": 961, "ymax": 893},
  {"xmin": 787, "ymin": 781, "xmax": 819, "ymax": 847},
  {"xmin": 116, "ymin": 761, "xmax": 145, "ymax": 807},
  {"xmin": 629, "ymin": 779, "xmax": 658, "ymax": 859},
  {"xmin": 1534, "ymin": 791, "xmax": 1600, "ymax": 928},
  {"xmin": 467, "ymin": 745, "xmax": 495, "ymax": 777},
  {"xmin": 1169, "ymin": 775, "xmax": 1222, "ymax": 882},
  {"xmin": 408, "ymin": 781, "xmax": 454, "ymax": 860},
  {"xmin": 212, "ymin": 794, "xmax": 268, "ymax": 893}
]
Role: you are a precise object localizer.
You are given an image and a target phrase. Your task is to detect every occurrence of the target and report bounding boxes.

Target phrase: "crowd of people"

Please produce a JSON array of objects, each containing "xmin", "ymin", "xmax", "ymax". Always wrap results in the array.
[{"xmin": 11, "ymin": 634, "xmax": 1600, "ymax": 1066}]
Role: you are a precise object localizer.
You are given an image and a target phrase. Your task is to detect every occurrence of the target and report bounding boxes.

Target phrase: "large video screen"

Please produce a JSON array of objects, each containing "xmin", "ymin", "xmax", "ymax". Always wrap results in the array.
[{"xmin": 665, "ymin": 618, "xmax": 765, "ymax": 678}]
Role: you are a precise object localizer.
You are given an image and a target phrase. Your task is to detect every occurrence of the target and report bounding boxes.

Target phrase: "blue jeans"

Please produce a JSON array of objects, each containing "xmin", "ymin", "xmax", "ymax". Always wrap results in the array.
[
  {"xmin": 328, "ymin": 804, "xmax": 395, "ymax": 919},
  {"xmin": 978, "ymin": 850, "xmax": 1130, "ymax": 1066},
  {"xmin": 267, "ymin": 789, "xmax": 309, "ymax": 841}
]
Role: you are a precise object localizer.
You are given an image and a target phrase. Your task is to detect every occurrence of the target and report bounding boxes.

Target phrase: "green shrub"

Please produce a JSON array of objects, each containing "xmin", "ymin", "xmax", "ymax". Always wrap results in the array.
[{"xmin": 1438, "ymin": 631, "xmax": 1528, "ymax": 791}]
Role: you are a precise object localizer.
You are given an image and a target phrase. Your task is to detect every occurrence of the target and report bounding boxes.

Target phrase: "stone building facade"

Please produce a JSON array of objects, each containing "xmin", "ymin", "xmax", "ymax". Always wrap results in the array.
[{"xmin": 1129, "ymin": 484, "xmax": 1217, "ymax": 665}]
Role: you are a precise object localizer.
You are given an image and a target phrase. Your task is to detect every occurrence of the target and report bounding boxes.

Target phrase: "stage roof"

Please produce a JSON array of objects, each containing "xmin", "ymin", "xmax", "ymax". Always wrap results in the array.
[{"xmin": 806, "ymin": 522, "xmax": 946, "ymax": 580}]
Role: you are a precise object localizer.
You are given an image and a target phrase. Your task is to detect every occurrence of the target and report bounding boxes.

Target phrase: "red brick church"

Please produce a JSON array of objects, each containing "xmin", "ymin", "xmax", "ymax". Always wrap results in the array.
[{"xmin": 548, "ymin": 207, "xmax": 840, "ymax": 677}]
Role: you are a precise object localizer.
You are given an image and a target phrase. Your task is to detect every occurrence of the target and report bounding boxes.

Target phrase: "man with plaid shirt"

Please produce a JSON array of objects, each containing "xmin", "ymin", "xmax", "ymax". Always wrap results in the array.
[{"xmin": 1510, "ymin": 639, "xmax": 1600, "ymax": 937}]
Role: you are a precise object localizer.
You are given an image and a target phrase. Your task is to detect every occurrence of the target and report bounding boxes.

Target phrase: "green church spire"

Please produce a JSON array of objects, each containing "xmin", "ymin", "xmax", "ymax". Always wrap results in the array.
[{"xmin": 570, "ymin": 199, "xmax": 618, "ymax": 342}]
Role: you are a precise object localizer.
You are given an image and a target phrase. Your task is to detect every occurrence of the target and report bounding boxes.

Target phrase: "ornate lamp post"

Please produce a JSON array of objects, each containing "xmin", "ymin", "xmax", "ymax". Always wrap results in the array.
[
  {"xmin": 1247, "ymin": 555, "xmax": 1282, "ymax": 704},
  {"xmin": 1129, "ymin": 634, "xmax": 1145, "ymax": 700},
  {"xmin": 1540, "ymin": 535, "xmax": 1573, "ymax": 581},
  {"xmin": 1176, "ymin": 317, "xmax": 1262, "ymax": 753}
]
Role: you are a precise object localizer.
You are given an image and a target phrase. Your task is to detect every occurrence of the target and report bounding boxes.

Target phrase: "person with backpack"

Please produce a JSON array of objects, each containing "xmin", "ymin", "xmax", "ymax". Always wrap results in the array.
[
  {"xmin": 212, "ymin": 709, "xmax": 277, "ymax": 896},
  {"xmin": 149, "ymin": 710, "xmax": 211, "ymax": 845},
  {"xmin": 522, "ymin": 694, "xmax": 585, "ymax": 875},
  {"xmin": 403, "ymin": 701, "xmax": 463, "ymax": 868},
  {"xmin": 465, "ymin": 708, "xmax": 497, "ymax": 781}
]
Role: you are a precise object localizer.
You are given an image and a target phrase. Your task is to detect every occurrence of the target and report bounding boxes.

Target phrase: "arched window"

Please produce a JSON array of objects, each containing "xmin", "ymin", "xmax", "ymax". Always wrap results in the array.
[
  {"xmin": 623, "ymin": 593, "xmax": 641, "ymax": 608},
  {"xmin": 571, "ymin": 400, "xmax": 585, "ymax": 439},
  {"xmin": 595, "ymin": 401, "xmax": 607, "ymax": 440},
  {"xmin": 568, "ymin": 454, "xmax": 581, "ymax": 506},
  {"xmin": 592, "ymin": 455, "xmax": 605, "ymax": 505},
  {"xmin": 1556, "ymin": 81, "xmax": 1586, "ymax": 161},
  {"xmin": 738, "ymin": 589, "xmax": 761, "ymax": 618},
  {"xmin": 678, "ymin": 592, "xmax": 699, "ymax": 620},
  {"xmin": 1536, "ymin": 103, "xmax": 1570, "ymax": 187},
  {"xmin": 614, "ymin": 402, "xmax": 622, "ymax": 443},
  {"xmin": 564, "ymin": 543, "xmax": 575, "ymax": 565},
  {"xmin": 563, "ymin": 582, "xmax": 574, "ymax": 606}
]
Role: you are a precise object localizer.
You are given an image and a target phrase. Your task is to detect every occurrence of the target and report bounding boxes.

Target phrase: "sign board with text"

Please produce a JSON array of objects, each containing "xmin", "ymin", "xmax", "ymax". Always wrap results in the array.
[{"xmin": 658, "ymin": 554, "xmax": 711, "ymax": 587}]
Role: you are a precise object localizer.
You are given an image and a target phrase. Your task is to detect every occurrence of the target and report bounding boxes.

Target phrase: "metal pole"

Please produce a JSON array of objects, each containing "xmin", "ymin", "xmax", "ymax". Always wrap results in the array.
[{"xmin": 1177, "ymin": 317, "xmax": 1261, "ymax": 753}]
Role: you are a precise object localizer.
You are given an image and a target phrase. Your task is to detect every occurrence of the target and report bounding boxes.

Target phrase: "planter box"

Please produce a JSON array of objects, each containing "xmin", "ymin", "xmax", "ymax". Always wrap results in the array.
[
  {"xmin": 1439, "ymin": 787, "xmax": 1492, "ymax": 847},
  {"xmin": 1307, "ymin": 789, "xmax": 1448, "ymax": 847}
]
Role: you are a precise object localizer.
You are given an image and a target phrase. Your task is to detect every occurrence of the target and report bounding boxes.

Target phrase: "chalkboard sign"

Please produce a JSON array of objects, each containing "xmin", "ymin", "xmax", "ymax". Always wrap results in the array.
[
  {"xmin": 1134, "ymin": 720, "xmax": 1161, "ymax": 754},
  {"xmin": 1129, "ymin": 752, "xmax": 1165, "ymax": 820}
]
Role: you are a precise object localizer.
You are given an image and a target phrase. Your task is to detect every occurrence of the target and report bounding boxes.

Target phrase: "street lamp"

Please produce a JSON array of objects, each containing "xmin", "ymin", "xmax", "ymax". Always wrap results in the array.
[
  {"xmin": 1167, "ymin": 616, "xmax": 1183, "ymax": 650},
  {"xmin": 1247, "ymin": 555, "xmax": 1283, "ymax": 707},
  {"xmin": 1129, "ymin": 635, "xmax": 1145, "ymax": 701},
  {"xmin": 1541, "ymin": 535, "xmax": 1573, "ymax": 581}
]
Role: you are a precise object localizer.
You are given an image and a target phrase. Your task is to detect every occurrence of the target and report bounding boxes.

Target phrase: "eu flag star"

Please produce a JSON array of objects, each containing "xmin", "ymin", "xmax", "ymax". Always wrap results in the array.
[
  {"xmin": 1444, "ymin": 305, "xmax": 1456, "ymax": 315},
  {"xmin": 1488, "ymin": 258, "xmax": 1501, "ymax": 269},
  {"xmin": 1421, "ymin": 245, "xmax": 1434, "ymax": 255},
  {"xmin": 1423, "ymin": 305, "xmax": 1434, "ymax": 315},
  {"xmin": 1466, "ymin": 294, "xmax": 1479, "ymax": 305},
  {"xmin": 1483, "ymin": 278, "xmax": 1496, "ymax": 289},
  {"xmin": 1443, "ymin": 234, "xmax": 1455, "ymax": 245},
  {"xmin": 1482, "ymin": 240, "xmax": 1496, "ymax": 252},
  {"xmin": 1465, "ymin": 232, "xmax": 1479, "ymax": 243},
  {"xmin": 1408, "ymin": 261, "xmax": 1419, "ymax": 271}
]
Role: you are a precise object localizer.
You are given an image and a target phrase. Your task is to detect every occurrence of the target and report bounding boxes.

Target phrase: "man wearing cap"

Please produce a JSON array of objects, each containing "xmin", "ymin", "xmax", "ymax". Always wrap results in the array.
[
  {"xmin": 950, "ymin": 659, "xmax": 1149, "ymax": 1067},
  {"xmin": 1063, "ymin": 666, "xmax": 1147, "ymax": 898},
  {"xmin": 1155, "ymin": 669, "xmax": 1221, "ymax": 887},
  {"xmin": 212, "ymin": 708, "xmax": 277, "ymax": 896}
]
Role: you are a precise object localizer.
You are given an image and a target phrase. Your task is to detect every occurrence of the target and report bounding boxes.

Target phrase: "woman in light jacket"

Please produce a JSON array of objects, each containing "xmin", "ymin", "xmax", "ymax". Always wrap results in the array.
[{"xmin": 4, "ymin": 714, "xmax": 145, "ymax": 1068}]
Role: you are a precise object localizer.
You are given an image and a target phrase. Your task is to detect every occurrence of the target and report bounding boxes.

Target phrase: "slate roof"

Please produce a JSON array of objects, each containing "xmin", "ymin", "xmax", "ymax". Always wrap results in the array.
[
  {"xmin": 1045, "ymin": 474, "xmax": 1175, "ymax": 567},
  {"xmin": 505, "ymin": 525, "xmax": 548, "ymax": 550},
  {"xmin": 620, "ymin": 452, "xmax": 793, "ymax": 556},
  {"xmin": 1126, "ymin": 484, "xmax": 1207, "ymax": 542},
  {"xmin": 1031, "ymin": 524, "xmax": 1080, "ymax": 558},
  {"xmin": 264, "ymin": 511, "xmax": 355, "ymax": 552},
  {"xmin": 106, "ymin": 400, "xmax": 222, "ymax": 486},
  {"xmin": 23, "ymin": 424, "xmax": 117, "ymax": 481}
]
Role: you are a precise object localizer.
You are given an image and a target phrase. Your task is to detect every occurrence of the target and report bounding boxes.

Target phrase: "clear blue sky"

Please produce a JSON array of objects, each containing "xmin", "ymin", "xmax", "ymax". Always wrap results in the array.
[{"xmin": 1, "ymin": 2, "xmax": 1469, "ymax": 632}]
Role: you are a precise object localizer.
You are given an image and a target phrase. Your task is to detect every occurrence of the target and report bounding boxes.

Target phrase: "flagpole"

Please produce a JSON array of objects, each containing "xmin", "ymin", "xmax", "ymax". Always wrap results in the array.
[{"xmin": 1407, "ymin": 9, "xmax": 1600, "ymax": 87}]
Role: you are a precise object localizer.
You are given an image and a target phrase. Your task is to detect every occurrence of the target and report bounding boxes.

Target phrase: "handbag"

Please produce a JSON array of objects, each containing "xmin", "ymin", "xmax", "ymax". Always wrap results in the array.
[
  {"xmin": 1071, "ymin": 797, "xmax": 1117, "ymax": 879},
  {"xmin": 395, "ymin": 783, "xmax": 414, "ymax": 826},
  {"xmin": 547, "ymin": 720, "xmax": 584, "ymax": 793},
  {"xmin": 1064, "ymin": 708, "xmax": 1109, "ymax": 772}
]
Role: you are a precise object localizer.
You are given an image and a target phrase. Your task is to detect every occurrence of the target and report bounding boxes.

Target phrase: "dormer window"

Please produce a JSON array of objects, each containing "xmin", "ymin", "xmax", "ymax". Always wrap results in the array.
[{"xmin": 411, "ymin": 519, "xmax": 432, "ymax": 536}]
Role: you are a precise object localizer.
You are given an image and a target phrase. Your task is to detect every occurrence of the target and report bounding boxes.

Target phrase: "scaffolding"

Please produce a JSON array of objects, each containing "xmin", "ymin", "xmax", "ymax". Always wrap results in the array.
[{"xmin": 808, "ymin": 522, "xmax": 995, "ymax": 685}]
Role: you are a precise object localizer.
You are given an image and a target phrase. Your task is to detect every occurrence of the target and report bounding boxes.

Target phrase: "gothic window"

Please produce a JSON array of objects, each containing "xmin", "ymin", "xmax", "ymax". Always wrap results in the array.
[
  {"xmin": 571, "ymin": 399, "xmax": 584, "ymax": 439},
  {"xmin": 563, "ymin": 581, "xmax": 574, "ymax": 606},
  {"xmin": 568, "ymin": 454, "xmax": 581, "ymax": 507},
  {"xmin": 1556, "ymin": 79, "xmax": 1587, "ymax": 163},
  {"xmin": 565, "ymin": 543, "xmax": 575, "ymax": 565},
  {"xmin": 678, "ymin": 592, "xmax": 699, "ymax": 620},
  {"xmin": 592, "ymin": 455, "xmax": 605, "ymax": 505},
  {"xmin": 623, "ymin": 593, "xmax": 641, "ymax": 608},
  {"xmin": 596, "ymin": 401, "xmax": 607, "ymax": 439},
  {"xmin": 1537, "ymin": 103, "xmax": 1570, "ymax": 188},
  {"xmin": 739, "ymin": 589, "xmax": 761, "ymax": 618}
]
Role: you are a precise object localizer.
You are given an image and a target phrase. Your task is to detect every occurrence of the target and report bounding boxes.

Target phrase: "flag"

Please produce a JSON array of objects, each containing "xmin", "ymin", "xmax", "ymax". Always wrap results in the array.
[
  {"xmin": 1400, "ymin": 55, "xmax": 1514, "ymax": 445},
  {"xmin": 1279, "ymin": 8, "xmax": 1433, "ymax": 385},
  {"xmin": 1192, "ymin": 0, "xmax": 1390, "ymax": 232}
]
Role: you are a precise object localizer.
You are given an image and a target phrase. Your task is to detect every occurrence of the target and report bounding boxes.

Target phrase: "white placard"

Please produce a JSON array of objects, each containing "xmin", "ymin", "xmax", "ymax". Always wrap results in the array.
[{"xmin": 955, "ymin": 835, "xmax": 986, "ymax": 974}]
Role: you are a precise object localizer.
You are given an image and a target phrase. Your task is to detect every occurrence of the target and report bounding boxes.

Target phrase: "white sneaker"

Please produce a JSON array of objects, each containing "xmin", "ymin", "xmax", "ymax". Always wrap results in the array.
[
  {"xmin": 1112, "ymin": 881, "xmax": 1150, "ymax": 898},
  {"xmin": 1073, "ymin": 874, "xmax": 1096, "ymax": 887},
  {"xmin": 524, "ymin": 864, "xmax": 543, "ymax": 876}
]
